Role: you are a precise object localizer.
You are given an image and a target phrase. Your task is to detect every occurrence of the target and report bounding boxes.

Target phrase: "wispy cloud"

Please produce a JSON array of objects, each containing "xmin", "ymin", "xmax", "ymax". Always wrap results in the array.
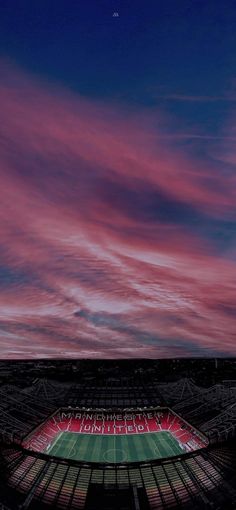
[
  {"xmin": 153, "ymin": 93, "xmax": 236, "ymax": 102},
  {"xmin": 0, "ymin": 61, "xmax": 235, "ymax": 358}
]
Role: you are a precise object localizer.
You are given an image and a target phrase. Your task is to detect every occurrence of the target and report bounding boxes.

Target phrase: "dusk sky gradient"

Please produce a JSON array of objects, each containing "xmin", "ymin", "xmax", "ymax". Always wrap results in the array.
[{"xmin": 0, "ymin": 0, "xmax": 236, "ymax": 358}]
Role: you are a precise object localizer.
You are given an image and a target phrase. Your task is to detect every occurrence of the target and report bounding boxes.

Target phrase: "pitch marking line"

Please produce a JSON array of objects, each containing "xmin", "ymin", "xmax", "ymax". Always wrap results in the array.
[
  {"xmin": 67, "ymin": 435, "xmax": 77, "ymax": 459},
  {"xmin": 46, "ymin": 432, "xmax": 62, "ymax": 456}
]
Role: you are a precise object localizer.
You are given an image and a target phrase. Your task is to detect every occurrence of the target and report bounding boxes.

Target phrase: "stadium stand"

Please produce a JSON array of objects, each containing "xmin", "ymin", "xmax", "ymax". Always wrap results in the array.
[{"xmin": 0, "ymin": 440, "xmax": 236, "ymax": 509}]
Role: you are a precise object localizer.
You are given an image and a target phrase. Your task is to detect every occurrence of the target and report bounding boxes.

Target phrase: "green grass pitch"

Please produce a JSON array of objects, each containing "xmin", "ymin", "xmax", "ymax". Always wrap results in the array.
[{"xmin": 46, "ymin": 431, "xmax": 185, "ymax": 463}]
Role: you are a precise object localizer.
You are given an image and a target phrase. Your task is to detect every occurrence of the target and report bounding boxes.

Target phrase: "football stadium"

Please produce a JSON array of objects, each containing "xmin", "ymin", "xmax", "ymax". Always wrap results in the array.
[
  {"xmin": 24, "ymin": 408, "xmax": 207, "ymax": 464},
  {"xmin": 0, "ymin": 359, "xmax": 236, "ymax": 510}
]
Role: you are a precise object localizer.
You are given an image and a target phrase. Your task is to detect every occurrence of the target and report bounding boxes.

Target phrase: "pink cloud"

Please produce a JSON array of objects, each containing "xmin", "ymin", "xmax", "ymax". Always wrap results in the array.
[{"xmin": 0, "ymin": 61, "xmax": 235, "ymax": 358}]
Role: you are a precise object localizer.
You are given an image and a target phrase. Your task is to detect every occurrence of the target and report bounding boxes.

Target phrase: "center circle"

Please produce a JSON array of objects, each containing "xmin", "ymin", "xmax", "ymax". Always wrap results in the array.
[{"xmin": 103, "ymin": 448, "xmax": 127, "ymax": 463}]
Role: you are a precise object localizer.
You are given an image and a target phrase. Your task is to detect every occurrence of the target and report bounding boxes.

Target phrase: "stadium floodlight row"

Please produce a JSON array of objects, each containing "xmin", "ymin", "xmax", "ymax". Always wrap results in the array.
[{"xmin": 0, "ymin": 378, "xmax": 236, "ymax": 446}]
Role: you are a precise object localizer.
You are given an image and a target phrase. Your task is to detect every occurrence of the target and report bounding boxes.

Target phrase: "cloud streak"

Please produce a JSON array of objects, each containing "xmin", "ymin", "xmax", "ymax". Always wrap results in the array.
[
  {"xmin": 153, "ymin": 93, "xmax": 236, "ymax": 102},
  {"xmin": 0, "ymin": 61, "xmax": 235, "ymax": 358}
]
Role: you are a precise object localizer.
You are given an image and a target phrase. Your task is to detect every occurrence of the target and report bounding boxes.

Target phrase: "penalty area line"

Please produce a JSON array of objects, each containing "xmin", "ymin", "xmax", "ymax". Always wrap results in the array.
[{"xmin": 46, "ymin": 431, "xmax": 63, "ymax": 456}]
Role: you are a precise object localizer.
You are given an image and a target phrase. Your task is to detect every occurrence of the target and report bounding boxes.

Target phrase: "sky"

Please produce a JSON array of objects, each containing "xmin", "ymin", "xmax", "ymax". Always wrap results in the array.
[{"xmin": 0, "ymin": 0, "xmax": 236, "ymax": 358}]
